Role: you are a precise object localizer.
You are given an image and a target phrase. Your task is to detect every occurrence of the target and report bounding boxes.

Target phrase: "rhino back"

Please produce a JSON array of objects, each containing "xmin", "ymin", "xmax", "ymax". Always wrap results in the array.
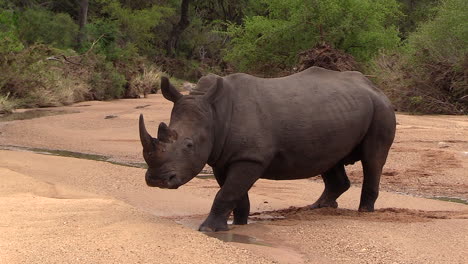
[{"xmin": 217, "ymin": 67, "xmax": 392, "ymax": 179}]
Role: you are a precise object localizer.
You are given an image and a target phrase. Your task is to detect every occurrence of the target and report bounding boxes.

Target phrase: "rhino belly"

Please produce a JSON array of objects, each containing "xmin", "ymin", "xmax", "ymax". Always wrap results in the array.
[{"xmin": 261, "ymin": 147, "xmax": 353, "ymax": 180}]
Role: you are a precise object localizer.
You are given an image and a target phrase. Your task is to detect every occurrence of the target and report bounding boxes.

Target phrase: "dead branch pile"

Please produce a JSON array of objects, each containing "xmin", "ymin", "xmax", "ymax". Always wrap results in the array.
[{"xmin": 295, "ymin": 44, "xmax": 360, "ymax": 72}]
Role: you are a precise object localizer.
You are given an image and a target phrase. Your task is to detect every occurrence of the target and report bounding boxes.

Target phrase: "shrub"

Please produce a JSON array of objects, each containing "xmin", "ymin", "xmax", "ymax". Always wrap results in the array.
[
  {"xmin": 88, "ymin": 58, "xmax": 126, "ymax": 100},
  {"xmin": 0, "ymin": 10, "xmax": 23, "ymax": 53},
  {"xmin": 0, "ymin": 45, "xmax": 90, "ymax": 108},
  {"xmin": 127, "ymin": 65, "xmax": 163, "ymax": 98},
  {"xmin": 372, "ymin": 0, "xmax": 467, "ymax": 114},
  {"xmin": 224, "ymin": 0, "xmax": 401, "ymax": 73},
  {"xmin": 0, "ymin": 93, "xmax": 16, "ymax": 114},
  {"xmin": 16, "ymin": 8, "xmax": 78, "ymax": 49},
  {"xmin": 86, "ymin": 0, "xmax": 173, "ymax": 59}
]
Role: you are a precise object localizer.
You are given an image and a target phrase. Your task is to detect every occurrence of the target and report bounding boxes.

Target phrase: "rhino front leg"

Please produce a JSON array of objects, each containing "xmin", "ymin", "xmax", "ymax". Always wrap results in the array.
[
  {"xmin": 199, "ymin": 162, "xmax": 262, "ymax": 232},
  {"xmin": 212, "ymin": 168, "xmax": 250, "ymax": 226},
  {"xmin": 233, "ymin": 193, "xmax": 250, "ymax": 225}
]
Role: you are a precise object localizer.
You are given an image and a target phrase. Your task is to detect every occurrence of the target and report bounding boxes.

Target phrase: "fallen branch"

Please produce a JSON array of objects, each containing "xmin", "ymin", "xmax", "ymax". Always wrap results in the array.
[
  {"xmin": 85, "ymin": 34, "xmax": 105, "ymax": 55},
  {"xmin": 61, "ymin": 55, "xmax": 81, "ymax": 66},
  {"xmin": 46, "ymin": 56, "xmax": 81, "ymax": 66},
  {"xmin": 46, "ymin": 56, "xmax": 62, "ymax": 62}
]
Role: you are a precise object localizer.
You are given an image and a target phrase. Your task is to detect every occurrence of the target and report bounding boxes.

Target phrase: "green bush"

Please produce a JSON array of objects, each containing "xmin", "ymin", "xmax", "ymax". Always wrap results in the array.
[
  {"xmin": 0, "ymin": 45, "xmax": 90, "ymax": 108},
  {"xmin": 0, "ymin": 93, "xmax": 16, "ymax": 114},
  {"xmin": 128, "ymin": 65, "xmax": 163, "ymax": 98},
  {"xmin": 89, "ymin": 58, "xmax": 126, "ymax": 100},
  {"xmin": 16, "ymin": 8, "xmax": 78, "ymax": 49},
  {"xmin": 86, "ymin": 0, "xmax": 173, "ymax": 59},
  {"xmin": 0, "ymin": 10, "xmax": 23, "ymax": 53},
  {"xmin": 224, "ymin": 0, "xmax": 401, "ymax": 73},
  {"xmin": 372, "ymin": 0, "xmax": 467, "ymax": 114}
]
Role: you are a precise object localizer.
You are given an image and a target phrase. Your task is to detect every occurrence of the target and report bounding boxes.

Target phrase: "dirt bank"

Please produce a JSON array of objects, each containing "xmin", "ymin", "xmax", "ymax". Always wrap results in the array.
[{"xmin": 0, "ymin": 94, "xmax": 467, "ymax": 263}]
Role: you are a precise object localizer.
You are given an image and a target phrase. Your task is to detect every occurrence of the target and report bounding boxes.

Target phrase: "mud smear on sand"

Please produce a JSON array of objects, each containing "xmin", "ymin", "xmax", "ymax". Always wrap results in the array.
[
  {"xmin": 0, "ymin": 144, "xmax": 218, "ymax": 180},
  {"xmin": 0, "ymin": 145, "xmax": 148, "ymax": 168},
  {"xmin": 432, "ymin": 196, "xmax": 468, "ymax": 205},
  {"xmin": 250, "ymin": 206, "xmax": 468, "ymax": 224},
  {"xmin": 0, "ymin": 109, "xmax": 77, "ymax": 122}
]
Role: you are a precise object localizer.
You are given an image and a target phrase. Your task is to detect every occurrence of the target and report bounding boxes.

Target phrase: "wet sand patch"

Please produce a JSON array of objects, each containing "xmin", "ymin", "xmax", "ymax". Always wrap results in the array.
[{"xmin": 0, "ymin": 109, "xmax": 77, "ymax": 122}]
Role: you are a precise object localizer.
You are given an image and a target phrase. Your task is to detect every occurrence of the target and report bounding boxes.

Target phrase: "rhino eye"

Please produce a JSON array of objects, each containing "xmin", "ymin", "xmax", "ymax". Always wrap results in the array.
[{"xmin": 185, "ymin": 138, "xmax": 193, "ymax": 148}]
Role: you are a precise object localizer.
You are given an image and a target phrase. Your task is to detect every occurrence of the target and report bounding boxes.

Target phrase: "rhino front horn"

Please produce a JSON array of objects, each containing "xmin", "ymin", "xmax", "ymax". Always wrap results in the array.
[{"xmin": 139, "ymin": 114, "xmax": 154, "ymax": 150}]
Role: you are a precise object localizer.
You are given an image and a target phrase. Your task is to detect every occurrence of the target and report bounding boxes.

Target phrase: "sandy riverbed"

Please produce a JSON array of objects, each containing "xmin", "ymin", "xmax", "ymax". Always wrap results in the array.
[{"xmin": 0, "ymin": 94, "xmax": 467, "ymax": 263}]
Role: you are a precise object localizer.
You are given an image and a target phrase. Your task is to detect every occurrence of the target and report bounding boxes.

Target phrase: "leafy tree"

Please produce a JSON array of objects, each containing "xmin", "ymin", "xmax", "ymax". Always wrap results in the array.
[
  {"xmin": 166, "ymin": 0, "xmax": 191, "ymax": 57},
  {"xmin": 407, "ymin": 0, "xmax": 467, "ymax": 65},
  {"xmin": 406, "ymin": 0, "xmax": 467, "ymax": 99},
  {"xmin": 87, "ymin": 0, "xmax": 173, "ymax": 59},
  {"xmin": 397, "ymin": 0, "xmax": 440, "ymax": 38},
  {"xmin": 192, "ymin": 0, "xmax": 251, "ymax": 25},
  {"xmin": 0, "ymin": 10, "xmax": 23, "ymax": 53},
  {"xmin": 77, "ymin": 0, "xmax": 89, "ymax": 48},
  {"xmin": 372, "ymin": 0, "xmax": 467, "ymax": 114},
  {"xmin": 224, "ymin": 0, "xmax": 401, "ymax": 73},
  {"xmin": 16, "ymin": 8, "xmax": 78, "ymax": 49}
]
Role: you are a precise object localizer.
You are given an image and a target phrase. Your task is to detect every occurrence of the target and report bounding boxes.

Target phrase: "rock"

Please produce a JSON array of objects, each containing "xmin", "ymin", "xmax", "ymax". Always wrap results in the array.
[
  {"xmin": 438, "ymin": 142, "xmax": 449, "ymax": 148},
  {"xmin": 183, "ymin": 82, "xmax": 196, "ymax": 92}
]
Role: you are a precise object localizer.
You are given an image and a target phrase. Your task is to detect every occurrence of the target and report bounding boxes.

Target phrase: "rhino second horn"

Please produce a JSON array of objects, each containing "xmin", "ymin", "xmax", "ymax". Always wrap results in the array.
[
  {"xmin": 139, "ymin": 114, "xmax": 154, "ymax": 150},
  {"xmin": 158, "ymin": 122, "xmax": 178, "ymax": 142}
]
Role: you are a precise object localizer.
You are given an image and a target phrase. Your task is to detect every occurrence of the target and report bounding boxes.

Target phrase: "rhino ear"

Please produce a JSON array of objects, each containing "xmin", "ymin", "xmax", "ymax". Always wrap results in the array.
[
  {"xmin": 158, "ymin": 122, "xmax": 178, "ymax": 143},
  {"xmin": 161, "ymin": 77, "xmax": 182, "ymax": 103},
  {"xmin": 204, "ymin": 77, "xmax": 225, "ymax": 104}
]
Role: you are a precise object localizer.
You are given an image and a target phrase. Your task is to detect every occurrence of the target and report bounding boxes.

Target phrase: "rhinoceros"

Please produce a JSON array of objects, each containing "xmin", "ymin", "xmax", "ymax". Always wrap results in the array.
[{"xmin": 139, "ymin": 67, "xmax": 396, "ymax": 232}]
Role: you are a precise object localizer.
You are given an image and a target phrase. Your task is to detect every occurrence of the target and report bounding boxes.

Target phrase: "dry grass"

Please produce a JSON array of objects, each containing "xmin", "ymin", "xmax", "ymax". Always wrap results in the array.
[
  {"xmin": 0, "ymin": 93, "xmax": 17, "ymax": 114},
  {"xmin": 372, "ymin": 52, "xmax": 467, "ymax": 114},
  {"xmin": 127, "ymin": 66, "xmax": 163, "ymax": 98}
]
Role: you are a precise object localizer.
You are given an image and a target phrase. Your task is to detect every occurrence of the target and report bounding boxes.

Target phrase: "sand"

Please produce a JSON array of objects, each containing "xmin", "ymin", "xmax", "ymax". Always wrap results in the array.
[{"xmin": 0, "ymin": 94, "xmax": 467, "ymax": 263}]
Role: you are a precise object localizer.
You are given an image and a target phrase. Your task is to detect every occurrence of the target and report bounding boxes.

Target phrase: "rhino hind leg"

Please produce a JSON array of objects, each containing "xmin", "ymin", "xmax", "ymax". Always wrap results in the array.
[
  {"xmin": 358, "ymin": 159, "xmax": 383, "ymax": 212},
  {"xmin": 310, "ymin": 163, "xmax": 350, "ymax": 209},
  {"xmin": 358, "ymin": 112, "xmax": 395, "ymax": 212},
  {"xmin": 358, "ymin": 146, "xmax": 392, "ymax": 212}
]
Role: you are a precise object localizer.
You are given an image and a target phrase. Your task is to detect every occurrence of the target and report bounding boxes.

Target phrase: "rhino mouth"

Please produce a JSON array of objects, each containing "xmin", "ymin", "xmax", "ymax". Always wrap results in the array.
[{"xmin": 145, "ymin": 172, "xmax": 181, "ymax": 189}]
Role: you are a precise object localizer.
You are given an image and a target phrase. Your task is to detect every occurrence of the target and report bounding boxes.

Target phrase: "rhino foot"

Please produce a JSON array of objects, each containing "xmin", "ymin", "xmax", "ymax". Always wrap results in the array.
[
  {"xmin": 358, "ymin": 204, "xmax": 375, "ymax": 212},
  {"xmin": 198, "ymin": 216, "xmax": 229, "ymax": 232},
  {"xmin": 309, "ymin": 200, "xmax": 338, "ymax": 209},
  {"xmin": 232, "ymin": 218, "xmax": 248, "ymax": 225}
]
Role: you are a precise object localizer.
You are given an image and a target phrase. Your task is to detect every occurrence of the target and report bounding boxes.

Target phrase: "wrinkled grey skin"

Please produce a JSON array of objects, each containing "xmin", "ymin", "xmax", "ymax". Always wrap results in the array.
[{"xmin": 139, "ymin": 67, "xmax": 396, "ymax": 232}]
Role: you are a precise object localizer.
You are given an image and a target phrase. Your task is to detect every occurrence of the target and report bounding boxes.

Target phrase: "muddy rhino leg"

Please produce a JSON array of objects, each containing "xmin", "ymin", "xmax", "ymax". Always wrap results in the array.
[
  {"xmin": 199, "ymin": 162, "xmax": 262, "ymax": 232},
  {"xmin": 310, "ymin": 163, "xmax": 350, "ymax": 209},
  {"xmin": 212, "ymin": 168, "xmax": 250, "ymax": 226},
  {"xmin": 233, "ymin": 193, "xmax": 250, "ymax": 225}
]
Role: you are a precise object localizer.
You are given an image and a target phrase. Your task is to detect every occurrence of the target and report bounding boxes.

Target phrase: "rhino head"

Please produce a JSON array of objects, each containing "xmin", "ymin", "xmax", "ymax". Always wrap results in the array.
[{"xmin": 139, "ymin": 76, "xmax": 225, "ymax": 189}]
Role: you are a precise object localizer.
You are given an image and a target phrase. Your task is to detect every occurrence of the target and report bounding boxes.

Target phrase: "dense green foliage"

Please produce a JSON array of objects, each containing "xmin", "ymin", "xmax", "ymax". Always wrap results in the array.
[
  {"xmin": 225, "ymin": 0, "xmax": 401, "ymax": 72},
  {"xmin": 17, "ymin": 9, "xmax": 78, "ymax": 48},
  {"xmin": 0, "ymin": 0, "xmax": 466, "ymax": 114},
  {"xmin": 372, "ymin": 0, "xmax": 467, "ymax": 114},
  {"xmin": 397, "ymin": 0, "xmax": 441, "ymax": 38}
]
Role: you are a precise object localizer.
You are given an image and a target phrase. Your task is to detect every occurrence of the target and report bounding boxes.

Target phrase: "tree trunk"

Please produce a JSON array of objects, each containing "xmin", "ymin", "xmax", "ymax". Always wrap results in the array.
[
  {"xmin": 166, "ymin": 0, "xmax": 191, "ymax": 57},
  {"xmin": 77, "ymin": 0, "xmax": 89, "ymax": 48}
]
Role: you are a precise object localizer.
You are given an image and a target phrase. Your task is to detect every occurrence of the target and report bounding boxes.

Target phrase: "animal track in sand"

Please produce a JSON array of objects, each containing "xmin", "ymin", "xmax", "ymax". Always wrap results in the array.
[{"xmin": 250, "ymin": 206, "xmax": 468, "ymax": 224}]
